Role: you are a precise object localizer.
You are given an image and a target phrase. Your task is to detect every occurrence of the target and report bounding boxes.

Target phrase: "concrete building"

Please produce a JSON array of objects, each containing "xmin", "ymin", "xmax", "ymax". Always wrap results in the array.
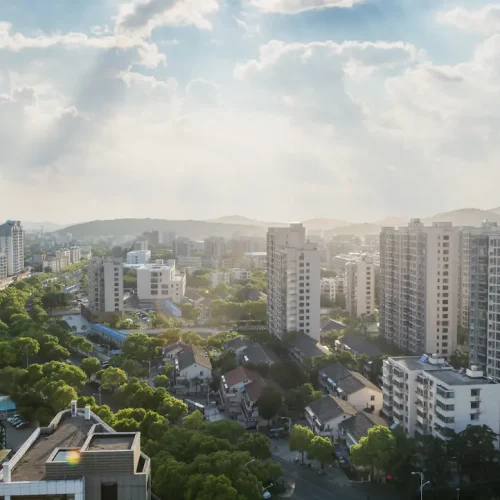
[
  {"xmin": 204, "ymin": 237, "xmax": 225, "ymax": 260},
  {"xmin": 382, "ymin": 354, "xmax": 500, "ymax": 443},
  {"xmin": 134, "ymin": 239, "xmax": 148, "ymax": 252},
  {"xmin": 210, "ymin": 271, "xmax": 230, "ymax": 288},
  {"xmin": 380, "ymin": 219, "xmax": 461, "ymax": 357},
  {"xmin": 174, "ymin": 237, "xmax": 191, "ymax": 258},
  {"xmin": 320, "ymin": 277, "xmax": 344, "ymax": 302},
  {"xmin": 232, "ymin": 268, "xmax": 251, "ymax": 282},
  {"xmin": 55, "ymin": 249, "xmax": 71, "ymax": 270},
  {"xmin": 177, "ymin": 256, "xmax": 202, "ymax": 269},
  {"xmin": 137, "ymin": 260, "xmax": 186, "ymax": 306},
  {"xmin": 243, "ymin": 252, "xmax": 266, "ymax": 269},
  {"xmin": 267, "ymin": 223, "xmax": 321, "ymax": 342},
  {"xmin": 70, "ymin": 246, "xmax": 82, "ymax": 264},
  {"xmin": 81, "ymin": 247, "xmax": 92, "ymax": 260},
  {"xmin": 85, "ymin": 257, "xmax": 124, "ymax": 322},
  {"xmin": 0, "ymin": 221, "xmax": 24, "ymax": 276},
  {"xmin": 174, "ymin": 345, "xmax": 212, "ymax": 392},
  {"xmin": 127, "ymin": 250, "xmax": 151, "ymax": 265},
  {"xmin": 467, "ymin": 223, "xmax": 500, "ymax": 380},
  {"xmin": 346, "ymin": 254, "xmax": 375, "ymax": 317},
  {"xmin": 0, "ymin": 253, "xmax": 6, "ymax": 279},
  {"xmin": 190, "ymin": 240, "xmax": 205, "ymax": 253},
  {"xmin": 0, "ymin": 404, "xmax": 151, "ymax": 499}
]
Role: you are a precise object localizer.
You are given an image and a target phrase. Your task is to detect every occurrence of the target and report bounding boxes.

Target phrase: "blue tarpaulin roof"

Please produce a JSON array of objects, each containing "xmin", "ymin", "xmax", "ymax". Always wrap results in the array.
[
  {"xmin": 91, "ymin": 324, "xmax": 127, "ymax": 344},
  {"xmin": 0, "ymin": 396, "xmax": 16, "ymax": 412},
  {"xmin": 160, "ymin": 299, "xmax": 181, "ymax": 316}
]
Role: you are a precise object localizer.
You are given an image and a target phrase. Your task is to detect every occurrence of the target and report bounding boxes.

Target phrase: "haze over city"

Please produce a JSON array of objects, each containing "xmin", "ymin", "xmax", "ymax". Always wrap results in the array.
[{"xmin": 2, "ymin": 0, "xmax": 500, "ymax": 223}]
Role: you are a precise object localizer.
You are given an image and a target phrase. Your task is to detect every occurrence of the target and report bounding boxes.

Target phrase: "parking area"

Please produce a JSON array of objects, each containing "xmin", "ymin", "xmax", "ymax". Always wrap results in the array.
[{"xmin": 4, "ymin": 421, "xmax": 36, "ymax": 452}]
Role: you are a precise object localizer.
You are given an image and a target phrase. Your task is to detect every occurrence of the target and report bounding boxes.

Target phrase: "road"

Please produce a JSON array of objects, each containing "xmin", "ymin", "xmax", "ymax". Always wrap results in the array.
[{"xmin": 274, "ymin": 456, "xmax": 402, "ymax": 500}]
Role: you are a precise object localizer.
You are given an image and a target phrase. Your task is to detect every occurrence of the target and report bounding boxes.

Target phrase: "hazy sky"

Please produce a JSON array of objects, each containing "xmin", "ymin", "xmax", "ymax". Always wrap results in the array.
[{"xmin": 1, "ymin": 0, "xmax": 499, "ymax": 224}]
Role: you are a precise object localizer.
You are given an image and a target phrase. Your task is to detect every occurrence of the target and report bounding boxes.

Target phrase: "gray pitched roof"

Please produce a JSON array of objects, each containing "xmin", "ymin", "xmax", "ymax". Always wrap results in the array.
[
  {"xmin": 241, "ymin": 343, "xmax": 279, "ymax": 365},
  {"xmin": 306, "ymin": 395, "xmax": 357, "ymax": 422},
  {"xmin": 338, "ymin": 411, "xmax": 387, "ymax": 443},
  {"xmin": 319, "ymin": 362, "xmax": 350, "ymax": 382},
  {"xmin": 320, "ymin": 319, "xmax": 346, "ymax": 331},
  {"xmin": 340, "ymin": 334, "xmax": 383, "ymax": 357},
  {"xmin": 226, "ymin": 337, "xmax": 249, "ymax": 351},
  {"xmin": 177, "ymin": 345, "xmax": 212, "ymax": 371},
  {"xmin": 289, "ymin": 335, "xmax": 330, "ymax": 358}
]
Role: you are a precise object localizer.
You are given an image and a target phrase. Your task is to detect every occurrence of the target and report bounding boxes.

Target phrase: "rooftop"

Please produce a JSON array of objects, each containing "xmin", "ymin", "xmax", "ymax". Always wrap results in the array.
[
  {"xmin": 339, "ymin": 411, "xmax": 387, "ymax": 443},
  {"xmin": 225, "ymin": 337, "xmax": 250, "ymax": 351},
  {"xmin": 223, "ymin": 366, "xmax": 258, "ymax": 387},
  {"xmin": 241, "ymin": 343, "xmax": 279, "ymax": 365},
  {"xmin": 319, "ymin": 362, "xmax": 350, "ymax": 383},
  {"xmin": 430, "ymin": 369, "xmax": 496, "ymax": 386},
  {"xmin": 320, "ymin": 319, "xmax": 346, "ymax": 332},
  {"xmin": 289, "ymin": 334, "xmax": 330, "ymax": 359},
  {"xmin": 390, "ymin": 355, "xmax": 452, "ymax": 372},
  {"xmin": 337, "ymin": 371, "xmax": 381, "ymax": 396},
  {"xmin": 87, "ymin": 434, "xmax": 134, "ymax": 451},
  {"xmin": 307, "ymin": 395, "xmax": 357, "ymax": 423},
  {"xmin": 11, "ymin": 416, "xmax": 93, "ymax": 482},
  {"xmin": 178, "ymin": 345, "xmax": 212, "ymax": 371},
  {"xmin": 339, "ymin": 334, "xmax": 383, "ymax": 357}
]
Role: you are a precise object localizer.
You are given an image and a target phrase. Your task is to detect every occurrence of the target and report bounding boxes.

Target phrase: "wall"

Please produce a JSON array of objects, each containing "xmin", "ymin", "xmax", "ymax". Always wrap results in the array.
[{"xmin": 348, "ymin": 387, "xmax": 382, "ymax": 413}]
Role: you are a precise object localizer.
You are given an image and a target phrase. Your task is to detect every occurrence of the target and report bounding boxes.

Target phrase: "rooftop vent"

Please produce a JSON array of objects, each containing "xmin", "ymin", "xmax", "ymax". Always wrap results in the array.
[{"xmin": 466, "ymin": 366, "xmax": 483, "ymax": 378}]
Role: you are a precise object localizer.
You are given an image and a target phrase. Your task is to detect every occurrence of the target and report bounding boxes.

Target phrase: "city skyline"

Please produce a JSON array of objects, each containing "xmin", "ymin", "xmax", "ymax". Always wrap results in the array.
[{"xmin": 1, "ymin": 0, "xmax": 500, "ymax": 222}]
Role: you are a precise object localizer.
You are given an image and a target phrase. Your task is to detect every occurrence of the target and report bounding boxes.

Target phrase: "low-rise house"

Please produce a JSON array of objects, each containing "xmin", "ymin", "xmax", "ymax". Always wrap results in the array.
[
  {"xmin": 305, "ymin": 395, "xmax": 357, "ymax": 441},
  {"xmin": 288, "ymin": 334, "xmax": 330, "ymax": 364},
  {"xmin": 338, "ymin": 411, "xmax": 388, "ymax": 449},
  {"xmin": 225, "ymin": 337, "xmax": 250, "ymax": 355},
  {"xmin": 163, "ymin": 340, "xmax": 189, "ymax": 363},
  {"xmin": 219, "ymin": 366, "xmax": 276, "ymax": 428},
  {"xmin": 319, "ymin": 362, "xmax": 382, "ymax": 412},
  {"xmin": 320, "ymin": 319, "xmax": 346, "ymax": 334},
  {"xmin": 174, "ymin": 345, "xmax": 212, "ymax": 392},
  {"xmin": 334, "ymin": 333, "xmax": 383, "ymax": 358},
  {"xmin": 240, "ymin": 343, "xmax": 278, "ymax": 366}
]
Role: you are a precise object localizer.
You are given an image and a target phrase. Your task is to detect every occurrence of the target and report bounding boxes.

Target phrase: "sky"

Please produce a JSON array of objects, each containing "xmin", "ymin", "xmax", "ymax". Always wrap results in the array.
[{"xmin": 1, "ymin": 0, "xmax": 500, "ymax": 224}]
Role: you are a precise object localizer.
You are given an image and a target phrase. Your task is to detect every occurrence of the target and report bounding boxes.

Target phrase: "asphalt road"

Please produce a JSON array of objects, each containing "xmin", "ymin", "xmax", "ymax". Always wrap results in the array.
[{"xmin": 274, "ymin": 456, "xmax": 402, "ymax": 500}]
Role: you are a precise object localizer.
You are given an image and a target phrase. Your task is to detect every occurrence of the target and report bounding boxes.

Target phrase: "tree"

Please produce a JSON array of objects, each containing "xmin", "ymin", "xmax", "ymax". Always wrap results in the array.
[
  {"xmin": 187, "ymin": 474, "xmax": 238, "ymax": 500},
  {"xmin": 183, "ymin": 410, "xmax": 205, "ymax": 430},
  {"xmin": 417, "ymin": 434, "xmax": 452, "ymax": 487},
  {"xmin": 289, "ymin": 425, "xmax": 314, "ymax": 463},
  {"xmin": 100, "ymin": 367, "xmax": 127, "ymax": 392},
  {"xmin": 121, "ymin": 358, "xmax": 142, "ymax": 378},
  {"xmin": 80, "ymin": 357, "xmax": 102, "ymax": 379},
  {"xmin": 286, "ymin": 383, "xmax": 322, "ymax": 412},
  {"xmin": 204, "ymin": 420, "xmax": 245, "ymax": 442},
  {"xmin": 181, "ymin": 303, "xmax": 202, "ymax": 321},
  {"xmin": 153, "ymin": 374, "xmax": 169, "ymax": 388},
  {"xmin": 122, "ymin": 333, "xmax": 157, "ymax": 362},
  {"xmin": 70, "ymin": 337, "xmax": 93, "ymax": 355},
  {"xmin": 308, "ymin": 435, "xmax": 335, "ymax": 469},
  {"xmin": 350, "ymin": 425, "xmax": 395, "ymax": 478},
  {"xmin": 257, "ymin": 386, "xmax": 282, "ymax": 424},
  {"xmin": 12, "ymin": 337, "xmax": 40, "ymax": 367},
  {"xmin": 448, "ymin": 350, "xmax": 469, "ymax": 370},
  {"xmin": 339, "ymin": 350, "xmax": 358, "ymax": 370},
  {"xmin": 237, "ymin": 433, "xmax": 272, "ymax": 459},
  {"xmin": 153, "ymin": 458, "xmax": 189, "ymax": 500}
]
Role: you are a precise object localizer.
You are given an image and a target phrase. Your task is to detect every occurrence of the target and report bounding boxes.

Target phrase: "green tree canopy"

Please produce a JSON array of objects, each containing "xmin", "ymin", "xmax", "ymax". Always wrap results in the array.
[
  {"xmin": 100, "ymin": 367, "xmax": 127, "ymax": 392},
  {"xmin": 289, "ymin": 425, "xmax": 314, "ymax": 463},
  {"xmin": 308, "ymin": 435, "xmax": 335, "ymax": 469},
  {"xmin": 80, "ymin": 358, "xmax": 102, "ymax": 379},
  {"xmin": 350, "ymin": 425, "xmax": 395, "ymax": 476}
]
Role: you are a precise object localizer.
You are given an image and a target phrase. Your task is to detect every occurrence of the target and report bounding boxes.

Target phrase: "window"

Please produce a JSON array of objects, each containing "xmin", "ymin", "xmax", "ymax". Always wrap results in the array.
[
  {"xmin": 471, "ymin": 401, "xmax": 480, "ymax": 409},
  {"xmin": 101, "ymin": 482, "xmax": 118, "ymax": 500},
  {"xmin": 471, "ymin": 413, "xmax": 480, "ymax": 421},
  {"xmin": 200, "ymin": 370, "xmax": 204, "ymax": 376},
  {"xmin": 471, "ymin": 389, "xmax": 481, "ymax": 397},
  {"xmin": 370, "ymin": 395, "xmax": 375, "ymax": 401}
]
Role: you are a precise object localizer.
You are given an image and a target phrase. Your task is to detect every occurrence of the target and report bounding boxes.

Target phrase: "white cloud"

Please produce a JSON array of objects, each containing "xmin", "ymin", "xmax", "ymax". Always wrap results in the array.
[
  {"xmin": 115, "ymin": 0, "xmax": 219, "ymax": 38},
  {"xmin": 437, "ymin": 4, "xmax": 500, "ymax": 36},
  {"xmin": 0, "ymin": 22, "xmax": 165, "ymax": 67},
  {"xmin": 235, "ymin": 17, "xmax": 260, "ymax": 37},
  {"xmin": 246, "ymin": 0, "xmax": 364, "ymax": 14}
]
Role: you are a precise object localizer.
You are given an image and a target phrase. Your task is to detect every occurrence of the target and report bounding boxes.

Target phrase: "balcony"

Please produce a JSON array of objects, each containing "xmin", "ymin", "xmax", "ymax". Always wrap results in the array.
[{"xmin": 393, "ymin": 391, "xmax": 403, "ymax": 404}]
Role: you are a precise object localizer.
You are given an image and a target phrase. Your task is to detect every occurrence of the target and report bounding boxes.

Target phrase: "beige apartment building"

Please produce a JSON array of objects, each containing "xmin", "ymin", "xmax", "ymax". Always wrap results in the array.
[
  {"xmin": 346, "ymin": 254, "xmax": 375, "ymax": 317},
  {"xmin": 267, "ymin": 223, "xmax": 320, "ymax": 342},
  {"xmin": 380, "ymin": 219, "xmax": 460, "ymax": 357}
]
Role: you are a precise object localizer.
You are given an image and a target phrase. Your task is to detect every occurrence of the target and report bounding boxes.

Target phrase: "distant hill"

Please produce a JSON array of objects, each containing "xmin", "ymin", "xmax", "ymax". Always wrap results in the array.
[
  {"xmin": 372, "ymin": 217, "xmax": 408, "ymax": 227},
  {"xmin": 58, "ymin": 218, "xmax": 267, "ymax": 240},
  {"xmin": 327, "ymin": 223, "xmax": 383, "ymax": 237},
  {"xmin": 489, "ymin": 207, "xmax": 500, "ymax": 216},
  {"xmin": 208, "ymin": 215, "xmax": 287, "ymax": 228},
  {"xmin": 422, "ymin": 208, "xmax": 500, "ymax": 227},
  {"xmin": 302, "ymin": 218, "xmax": 350, "ymax": 231},
  {"xmin": 23, "ymin": 221, "xmax": 69, "ymax": 232}
]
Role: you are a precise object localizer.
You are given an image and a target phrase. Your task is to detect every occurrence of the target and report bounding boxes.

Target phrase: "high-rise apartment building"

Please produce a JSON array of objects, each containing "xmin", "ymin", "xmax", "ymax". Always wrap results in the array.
[
  {"xmin": 69, "ymin": 246, "xmax": 82, "ymax": 264},
  {"xmin": 346, "ymin": 254, "xmax": 375, "ymax": 317},
  {"xmin": 267, "ymin": 223, "xmax": 320, "ymax": 342},
  {"xmin": 87, "ymin": 257, "xmax": 124, "ymax": 320},
  {"xmin": 0, "ymin": 253, "xmax": 6, "ymax": 279},
  {"xmin": 0, "ymin": 220, "xmax": 24, "ymax": 276},
  {"xmin": 174, "ymin": 237, "xmax": 191, "ymax": 258},
  {"xmin": 380, "ymin": 219, "xmax": 460, "ymax": 357}
]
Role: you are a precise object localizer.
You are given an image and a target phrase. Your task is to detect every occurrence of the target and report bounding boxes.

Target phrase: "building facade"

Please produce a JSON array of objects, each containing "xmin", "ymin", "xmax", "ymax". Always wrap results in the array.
[
  {"xmin": 346, "ymin": 254, "xmax": 375, "ymax": 317},
  {"xmin": 137, "ymin": 260, "xmax": 186, "ymax": 305},
  {"xmin": 87, "ymin": 257, "xmax": 124, "ymax": 319},
  {"xmin": 0, "ymin": 221, "xmax": 24, "ymax": 276},
  {"xmin": 210, "ymin": 271, "xmax": 230, "ymax": 288},
  {"xmin": 380, "ymin": 219, "xmax": 460, "ymax": 357},
  {"xmin": 0, "ymin": 253, "xmax": 6, "ymax": 279},
  {"xmin": 70, "ymin": 246, "xmax": 82, "ymax": 264},
  {"xmin": 267, "ymin": 223, "xmax": 321, "ymax": 342},
  {"xmin": 127, "ymin": 250, "xmax": 151, "ymax": 265},
  {"xmin": 382, "ymin": 355, "xmax": 500, "ymax": 443}
]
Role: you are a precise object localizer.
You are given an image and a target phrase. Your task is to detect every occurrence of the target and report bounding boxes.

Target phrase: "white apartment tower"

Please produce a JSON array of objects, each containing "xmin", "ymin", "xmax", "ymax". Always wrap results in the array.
[
  {"xmin": 267, "ymin": 223, "xmax": 320, "ymax": 341},
  {"xmin": 0, "ymin": 221, "xmax": 24, "ymax": 276},
  {"xmin": 87, "ymin": 257, "xmax": 124, "ymax": 314},
  {"xmin": 380, "ymin": 219, "xmax": 460, "ymax": 357},
  {"xmin": 346, "ymin": 254, "xmax": 375, "ymax": 317},
  {"xmin": 0, "ymin": 253, "xmax": 6, "ymax": 279},
  {"xmin": 137, "ymin": 259, "xmax": 186, "ymax": 306},
  {"xmin": 382, "ymin": 355, "xmax": 500, "ymax": 443}
]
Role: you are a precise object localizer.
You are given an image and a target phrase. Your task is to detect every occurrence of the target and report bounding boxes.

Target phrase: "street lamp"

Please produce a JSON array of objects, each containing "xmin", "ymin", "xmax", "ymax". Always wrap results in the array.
[
  {"xmin": 412, "ymin": 471, "xmax": 430, "ymax": 500},
  {"xmin": 243, "ymin": 459, "xmax": 255, "ymax": 469},
  {"xmin": 456, "ymin": 488, "xmax": 460, "ymax": 500}
]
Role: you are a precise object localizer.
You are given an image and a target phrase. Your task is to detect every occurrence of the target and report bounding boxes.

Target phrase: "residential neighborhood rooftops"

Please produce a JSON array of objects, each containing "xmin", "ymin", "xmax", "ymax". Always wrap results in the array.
[
  {"xmin": 337, "ymin": 371, "xmax": 381, "ymax": 395},
  {"xmin": 319, "ymin": 362, "xmax": 349, "ymax": 382},
  {"xmin": 391, "ymin": 355, "xmax": 451, "ymax": 372},
  {"xmin": 339, "ymin": 411, "xmax": 387, "ymax": 443},
  {"xmin": 320, "ymin": 319, "xmax": 346, "ymax": 332},
  {"xmin": 163, "ymin": 340, "xmax": 189, "ymax": 354},
  {"xmin": 223, "ymin": 366, "xmax": 258, "ymax": 387},
  {"xmin": 241, "ymin": 343, "xmax": 279, "ymax": 365},
  {"xmin": 338, "ymin": 334, "xmax": 383, "ymax": 357},
  {"xmin": 225, "ymin": 337, "xmax": 250, "ymax": 351},
  {"xmin": 289, "ymin": 334, "xmax": 330, "ymax": 359},
  {"xmin": 431, "ymin": 369, "xmax": 496, "ymax": 386},
  {"xmin": 306, "ymin": 395, "xmax": 357, "ymax": 423},
  {"xmin": 177, "ymin": 345, "xmax": 212, "ymax": 371}
]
